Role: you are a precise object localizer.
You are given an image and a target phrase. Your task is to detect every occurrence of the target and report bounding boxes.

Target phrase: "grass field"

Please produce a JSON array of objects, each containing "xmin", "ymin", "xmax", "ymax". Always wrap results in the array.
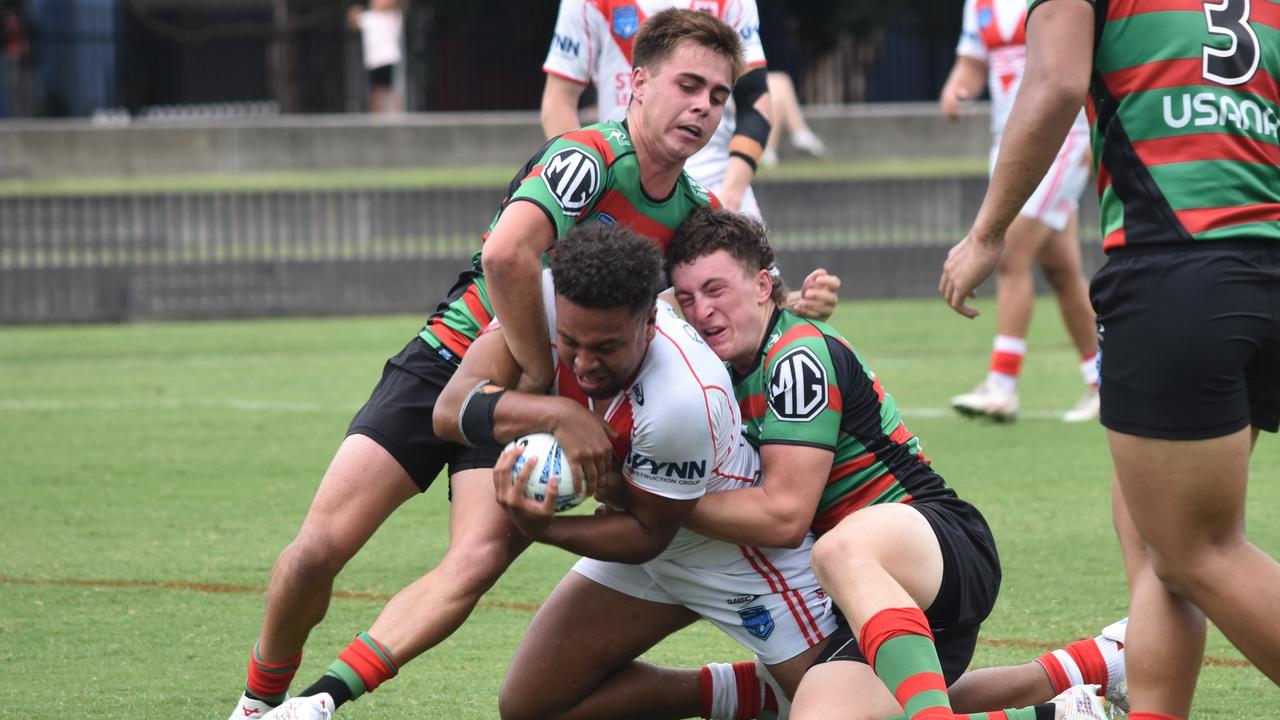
[{"xmin": 2, "ymin": 297, "xmax": 1277, "ymax": 719}]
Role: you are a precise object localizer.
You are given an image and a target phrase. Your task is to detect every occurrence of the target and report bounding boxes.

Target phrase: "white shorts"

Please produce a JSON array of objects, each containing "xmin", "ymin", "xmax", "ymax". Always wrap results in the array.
[
  {"xmin": 572, "ymin": 534, "xmax": 835, "ymax": 665},
  {"xmin": 990, "ymin": 130, "xmax": 1090, "ymax": 232}
]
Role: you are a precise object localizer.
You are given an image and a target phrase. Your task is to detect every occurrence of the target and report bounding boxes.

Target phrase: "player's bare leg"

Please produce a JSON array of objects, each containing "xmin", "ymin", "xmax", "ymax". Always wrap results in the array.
[
  {"xmin": 1111, "ymin": 427, "xmax": 1280, "ymax": 711},
  {"xmin": 498, "ymin": 572, "xmax": 701, "ymax": 720},
  {"xmin": 258, "ymin": 434, "xmax": 420, "ymax": 663},
  {"xmin": 792, "ymin": 661, "xmax": 901, "ymax": 720},
  {"xmin": 1111, "ymin": 470, "xmax": 1203, "ymax": 717},
  {"xmin": 994, "ymin": 213, "xmax": 1056, "ymax": 341},
  {"xmin": 366, "ymin": 465, "xmax": 533, "ymax": 662},
  {"xmin": 1034, "ymin": 214, "xmax": 1094, "ymax": 360},
  {"xmin": 952, "ymin": 213, "xmax": 1054, "ymax": 421}
]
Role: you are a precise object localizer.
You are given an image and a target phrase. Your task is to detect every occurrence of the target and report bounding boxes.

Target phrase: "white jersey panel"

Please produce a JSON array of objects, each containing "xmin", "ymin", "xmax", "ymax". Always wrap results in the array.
[
  {"xmin": 956, "ymin": 0, "xmax": 1086, "ymax": 137},
  {"xmin": 541, "ymin": 271, "xmax": 748, "ymax": 504}
]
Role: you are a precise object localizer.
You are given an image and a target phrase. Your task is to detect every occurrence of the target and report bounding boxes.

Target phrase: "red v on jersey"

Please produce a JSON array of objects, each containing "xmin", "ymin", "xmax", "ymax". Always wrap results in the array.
[{"xmin": 590, "ymin": 0, "xmax": 647, "ymax": 64}]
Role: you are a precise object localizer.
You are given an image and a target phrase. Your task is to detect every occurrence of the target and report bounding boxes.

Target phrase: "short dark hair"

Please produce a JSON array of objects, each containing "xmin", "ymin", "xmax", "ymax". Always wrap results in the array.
[
  {"xmin": 633, "ymin": 8, "xmax": 745, "ymax": 83},
  {"xmin": 665, "ymin": 207, "xmax": 788, "ymax": 305},
  {"xmin": 551, "ymin": 223, "xmax": 664, "ymax": 315}
]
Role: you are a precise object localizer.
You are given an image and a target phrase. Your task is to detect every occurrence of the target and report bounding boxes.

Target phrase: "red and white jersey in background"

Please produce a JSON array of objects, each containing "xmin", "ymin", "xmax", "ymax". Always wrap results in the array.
[
  {"xmin": 543, "ymin": 0, "xmax": 767, "ymax": 210},
  {"xmin": 956, "ymin": 0, "xmax": 1087, "ymax": 137}
]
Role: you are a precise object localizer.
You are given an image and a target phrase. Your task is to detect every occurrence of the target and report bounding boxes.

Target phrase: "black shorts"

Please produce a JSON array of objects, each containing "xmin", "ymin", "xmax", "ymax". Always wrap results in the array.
[
  {"xmin": 1090, "ymin": 242, "xmax": 1280, "ymax": 439},
  {"xmin": 347, "ymin": 336, "xmax": 502, "ymax": 492},
  {"xmin": 812, "ymin": 496, "xmax": 1002, "ymax": 685},
  {"xmin": 368, "ymin": 64, "xmax": 393, "ymax": 88}
]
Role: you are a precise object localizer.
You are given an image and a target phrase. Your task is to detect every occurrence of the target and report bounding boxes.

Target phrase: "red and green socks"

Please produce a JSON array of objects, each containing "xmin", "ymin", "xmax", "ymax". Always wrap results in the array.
[
  {"xmin": 298, "ymin": 631, "xmax": 399, "ymax": 709},
  {"xmin": 244, "ymin": 644, "xmax": 301, "ymax": 704}
]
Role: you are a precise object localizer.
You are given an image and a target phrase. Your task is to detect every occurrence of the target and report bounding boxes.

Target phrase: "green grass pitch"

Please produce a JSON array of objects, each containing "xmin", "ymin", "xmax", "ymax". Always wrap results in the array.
[{"xmin": 2, "ymin": 297, "xmax": 1276, "ymax": 718}]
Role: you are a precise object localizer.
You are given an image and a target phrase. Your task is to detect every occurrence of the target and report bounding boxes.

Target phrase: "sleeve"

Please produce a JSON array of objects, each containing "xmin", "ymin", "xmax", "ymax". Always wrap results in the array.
[
  {"xmin": 1026, "ymin": 0, "xmax": 1091, "ymax": 17},
  {"xmin": 956, "ymin": 0, "xmax": 988, "ymax": 61},
  {"xmin": 758, "ymin": 334, "xmax": 842, "ymax": 451},
  {"xmin": 622, "ymin": 386, "xmax": 715, "ymax": 502},
  {"xmin": 729, "ymin": 0, "xmax": 768, "ymax": 69},
  {"xmin": 543, "ymin": 0, "xmax": 594, "ymax": 84},
  {"xmin": 506, "ymin": 131, "xmax": 610, "ymax": 237}
]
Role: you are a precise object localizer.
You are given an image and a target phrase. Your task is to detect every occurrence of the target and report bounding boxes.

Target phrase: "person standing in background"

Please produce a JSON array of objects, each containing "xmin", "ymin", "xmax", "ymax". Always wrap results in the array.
[
  {"xmin": 939, "ymin": 0, "xmax": 1099, "ymax": 423},
  {"xmin": 348, "ymin": 0, "xmax": 403, "ymax": 114}
]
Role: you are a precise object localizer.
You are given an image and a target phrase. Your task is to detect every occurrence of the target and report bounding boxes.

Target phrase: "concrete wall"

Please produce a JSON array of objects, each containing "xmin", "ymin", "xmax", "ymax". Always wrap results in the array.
[{"xmin": 0, "ymin": 103, "xmax": 993, "ymax": 179}]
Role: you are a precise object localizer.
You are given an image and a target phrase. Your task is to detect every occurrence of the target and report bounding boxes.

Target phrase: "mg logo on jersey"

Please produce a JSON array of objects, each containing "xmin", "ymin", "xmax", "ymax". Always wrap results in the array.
[
  {"xmin": 768, "ymin": 346, "xmax": 828, "ymax": 422},
  {"xmin": 737, "ymin": 605, "xmax": 775, "ymax": 641},
  {"xmin": 542, "ymin": 148, "xmax": 601, "ymax": 216}
]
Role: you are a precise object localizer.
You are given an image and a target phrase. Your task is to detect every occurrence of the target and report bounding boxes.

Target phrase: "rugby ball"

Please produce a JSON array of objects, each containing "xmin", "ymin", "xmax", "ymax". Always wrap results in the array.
[{"xmin": 505, "ymin": 432, "xmax": 585, "ymax": 512}]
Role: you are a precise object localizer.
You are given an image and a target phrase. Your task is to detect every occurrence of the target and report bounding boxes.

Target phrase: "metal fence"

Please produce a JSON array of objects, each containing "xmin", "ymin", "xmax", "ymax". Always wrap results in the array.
[{"xmin": 0, "ymin": 176, "xmax": 1104, "ymax": 324}]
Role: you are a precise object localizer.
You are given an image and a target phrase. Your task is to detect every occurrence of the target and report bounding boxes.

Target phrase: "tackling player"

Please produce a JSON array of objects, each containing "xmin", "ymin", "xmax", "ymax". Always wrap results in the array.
[
  {"xmin": 541, "ymin": 0, "xmax": 772, "ymax": 219},
  {"xmin": 668, "ymin": 208, "xmax": 1120, "ymax": 719},
  {"xmin": 939, "ymin": 0, "xmax": 1099, "ymax": 423},
  {"xmin": 228, "ymin": 11, "xmax": 805, "ymax": 720},
  {"xmin": 939, "ymin": 1, "xmax": 1280, "ymax": 718},
  {"xmin": 436, "ymin": 223, "xmax": 836, "ymax": 720}
]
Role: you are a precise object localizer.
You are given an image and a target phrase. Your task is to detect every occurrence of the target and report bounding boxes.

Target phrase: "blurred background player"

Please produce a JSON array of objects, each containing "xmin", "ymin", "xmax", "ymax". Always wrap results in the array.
[
  {"xmin": 940, "ymin": 1, "xmax": 1280, "ymax": 717},
  {"xmin": 758, "ymin": 1, "xmax": 826, "ymax": 168},
  {"xmin": 939, "ymin": 0, "xmax": 1098, "ymax": 423},
  {"xmin": 347, "ymin": 0, "xmax": 403, "ymax": 114},
  {"xmin": 540, "ymin": 0, "xmax": 773, "ymax": 218}
]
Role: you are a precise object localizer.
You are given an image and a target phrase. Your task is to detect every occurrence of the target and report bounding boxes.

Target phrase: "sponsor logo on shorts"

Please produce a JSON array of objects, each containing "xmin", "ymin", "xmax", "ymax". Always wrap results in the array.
[
  {"xmin": 726, "ymin": 594, "xmax": 758, "ymax": 605},
  {"xmin": 738, "ymin": 605, "xmax": 775, "ymax": 641},
  {"xmin": 626, "ymin": 451, "xmax": 706, "ymax": 480},
  {"xmin": 768, "ymin": 346, "xmax": 829, "ymax": 422},
  {"xmin": 542, "ymin": 148, "xmax": 601, "ymax": 216}
]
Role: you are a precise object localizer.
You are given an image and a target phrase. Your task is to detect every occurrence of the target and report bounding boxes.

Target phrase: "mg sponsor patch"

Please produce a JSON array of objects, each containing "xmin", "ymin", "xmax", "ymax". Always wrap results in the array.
[
  {"xmin": 768, "ymin": 346, "xmax": 829, "ymax": 422},
  {"xmin": 542, "ymin": 148, "xmax": 601, "ymax": 216}
]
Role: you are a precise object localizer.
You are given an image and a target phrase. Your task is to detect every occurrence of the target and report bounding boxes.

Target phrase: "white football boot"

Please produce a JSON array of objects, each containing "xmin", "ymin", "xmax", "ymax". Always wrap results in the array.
[
  {"xmin": 790, "ymin": 128, "xmax": 828, "ymax": 158},
  {"xmin": 229, "ymin": 693, "xmax": 280, "ymax": 720},
  {"xmin": 1100, "ymin": 618, "xmax": 1129, "ymax": 716},
  {"xmin": 951, "ymin": 381, "xmax": 1019, "ymax": 422},
  {"xmin": 1063, "ymin": 387, "xmax": 1101, "ymax": 423},
  {"xmin": 1052, "ymin": 685, "xmax": 1109, "ymax": 720},
  {"xmin": 756, "ymin": 659, "xmax": 790, "ymax": 720},
  {"xmin": 260, "ymin": 693, "xmax": 334, "ymax": 720}
]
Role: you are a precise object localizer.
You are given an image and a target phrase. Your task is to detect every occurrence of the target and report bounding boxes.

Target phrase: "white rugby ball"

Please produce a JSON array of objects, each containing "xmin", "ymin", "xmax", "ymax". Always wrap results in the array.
[{"xmin": 505, "ymin": 432, "xmax": 585, "ymax": 512}]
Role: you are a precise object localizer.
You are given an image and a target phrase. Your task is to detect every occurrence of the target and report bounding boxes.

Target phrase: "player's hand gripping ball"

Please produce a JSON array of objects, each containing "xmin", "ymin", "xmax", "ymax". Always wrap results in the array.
[{"xmin": 505, "ymin": 432, "xmax": 585, "ymax": 512}]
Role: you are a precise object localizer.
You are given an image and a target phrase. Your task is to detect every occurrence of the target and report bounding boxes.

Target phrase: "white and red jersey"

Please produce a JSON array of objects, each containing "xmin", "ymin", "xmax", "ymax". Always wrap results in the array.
[
  {"xmin": 543, "ymin": 0, "xmax": 767, "ymax": 202},
  {"xmin": 956, "ymin": 0, "xmax": 1087, "ymax": 137}
]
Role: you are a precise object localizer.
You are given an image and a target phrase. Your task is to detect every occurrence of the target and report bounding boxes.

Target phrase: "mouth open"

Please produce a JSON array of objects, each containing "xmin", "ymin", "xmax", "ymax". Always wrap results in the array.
[{"xmin": 677, "ymin": 124, "xmax": 702, "ymax": 139}]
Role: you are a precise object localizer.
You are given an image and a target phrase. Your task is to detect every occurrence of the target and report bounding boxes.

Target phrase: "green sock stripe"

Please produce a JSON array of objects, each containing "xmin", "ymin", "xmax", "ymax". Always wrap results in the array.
[
  {"xmin": 903, "ymin": 689, "xmax": 951, "ymax": 718},
  {"xmin": 356, "ymin": 632, "xmax": 399, "ymax": 672},
  {"xmin": 324, "ymin": 659, "xmax": 367, "ymax": 699},
  {"xmin": 1006, "ymin": 708, "xmax": 1040, "ymax": 720},
  {"xmin": 873, "ymin": 634, "xmax": 945, "ymax": 693},
  {"xmin": 252, "ymin": 643, "xmax": 301, "ymax": 670}
]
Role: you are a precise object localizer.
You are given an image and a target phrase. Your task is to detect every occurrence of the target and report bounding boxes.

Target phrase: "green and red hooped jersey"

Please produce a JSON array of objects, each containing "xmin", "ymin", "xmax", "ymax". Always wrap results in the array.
[
  {"xmin": 732, "ymin": 309, "xmax": 956, "ymax": 534},
  {"xmin": 419, "ymin": 119, "xmax": 720, "ymax": 357},
  {"xmin": 1027, "ymin": 0, "xmax": 1280, "ymax": 251}
]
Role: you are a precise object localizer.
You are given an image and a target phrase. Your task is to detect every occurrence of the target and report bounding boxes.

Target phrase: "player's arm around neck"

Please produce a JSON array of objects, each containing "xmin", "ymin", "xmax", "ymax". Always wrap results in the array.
[
  {"xmin": 685, "ymin": 443, "xmax": 831, "ymax": 548},
  {"xmin": 970, "ymin": 0, "xmax": 1093, "ymax": 246},
  {"xmin": 481, "ymin": 201, "xmax": 558, "ymax": 392}
]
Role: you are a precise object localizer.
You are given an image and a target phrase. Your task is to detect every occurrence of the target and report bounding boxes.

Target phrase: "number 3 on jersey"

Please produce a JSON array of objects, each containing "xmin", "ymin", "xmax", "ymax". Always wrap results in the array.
[{"xmin": 1202, "ymin": 0, "xmax": 1261, "ymax": 86}]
